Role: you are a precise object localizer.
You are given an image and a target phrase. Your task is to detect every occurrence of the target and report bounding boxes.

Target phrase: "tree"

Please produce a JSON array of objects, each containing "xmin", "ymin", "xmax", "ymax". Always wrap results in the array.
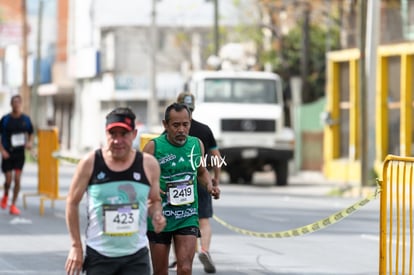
[{"xmin": 260, "ymin": 21, "xmax": 340, "ymax": 103}]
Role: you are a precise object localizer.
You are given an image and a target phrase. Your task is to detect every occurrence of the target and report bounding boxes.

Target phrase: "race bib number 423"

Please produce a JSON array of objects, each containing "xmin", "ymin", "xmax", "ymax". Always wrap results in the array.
[{"xmin": 103, "ymin": 203, "xmax": 139, "ymax": 236}]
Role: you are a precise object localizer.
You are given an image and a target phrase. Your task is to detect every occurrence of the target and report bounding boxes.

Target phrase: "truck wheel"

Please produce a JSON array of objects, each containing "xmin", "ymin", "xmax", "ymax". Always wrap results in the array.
[
  {"xmin": 241, "ymin": 171, "xmax": 253, "ymax": 184},
  {"xmin": 229, "ymin": 172, "xmax": 240, "ymax": 184},
  {"xmin": 274, "ymin": 161, "xmax": 288, "ymax": 186},
  {"xmin": 228, "ymin": 167, "xmax": 240, "ymax": 184}
]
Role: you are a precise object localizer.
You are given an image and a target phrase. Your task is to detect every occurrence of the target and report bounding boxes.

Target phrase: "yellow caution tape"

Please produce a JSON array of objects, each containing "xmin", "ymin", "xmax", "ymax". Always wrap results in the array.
[
  {"xmin": 53, "ymin": 152, "xmax": 381, "ymax": 238},
  {"xmin": 52, "ymin": 152, "xmax": 82, "ymax": 164},
  {"xmin": 213, "ymin": 186, "xmax": 381, "ymax": 238}
]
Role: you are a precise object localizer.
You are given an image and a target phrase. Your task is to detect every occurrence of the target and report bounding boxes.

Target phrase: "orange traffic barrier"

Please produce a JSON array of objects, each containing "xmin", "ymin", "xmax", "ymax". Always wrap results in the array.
[{"xmin": 22, "ymin": 128, "xmax": 66, "ymax": 215}]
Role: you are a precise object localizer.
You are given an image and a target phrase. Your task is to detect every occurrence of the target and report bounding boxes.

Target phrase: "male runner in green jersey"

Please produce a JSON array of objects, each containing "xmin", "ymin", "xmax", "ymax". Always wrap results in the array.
[{"xmin": 143, "ymin": 103, "xmax": 220, "ymax": 275}]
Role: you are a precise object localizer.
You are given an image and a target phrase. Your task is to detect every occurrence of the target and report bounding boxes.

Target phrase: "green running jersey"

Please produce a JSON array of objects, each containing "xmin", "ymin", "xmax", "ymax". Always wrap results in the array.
[{"xmin": 149, "ymin": 134, "xmax": 202, "ymax": 232}]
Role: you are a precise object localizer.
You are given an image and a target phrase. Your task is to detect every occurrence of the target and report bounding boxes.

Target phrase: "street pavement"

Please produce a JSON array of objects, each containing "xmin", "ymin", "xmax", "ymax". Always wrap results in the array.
[{"xmin": 0, "ymin": 162, "xmax": 365, "ymax": 275}]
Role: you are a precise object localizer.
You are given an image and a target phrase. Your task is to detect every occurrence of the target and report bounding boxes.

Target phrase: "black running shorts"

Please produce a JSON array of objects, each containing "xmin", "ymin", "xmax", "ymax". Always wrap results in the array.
[
  {"xmin": 147, "ymin": 226, "xmax": 200, "ymax": 245},
  {"xmin": 1, "ymin": 151, "xmax": 25, "ymax": 173},
  {"xmin": 83, "ymin": 246, "xmax": 150, "ymax": 275}
]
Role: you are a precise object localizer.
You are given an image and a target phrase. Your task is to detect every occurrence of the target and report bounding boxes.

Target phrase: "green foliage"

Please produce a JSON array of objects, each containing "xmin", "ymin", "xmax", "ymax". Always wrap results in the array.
[
  {"xmin": 260, "ymin": 22, "xmax": 340, "ymax": 102},
  {"xmin": 203, "ymin": 1, "xmax": 341, "ymax": 103}
]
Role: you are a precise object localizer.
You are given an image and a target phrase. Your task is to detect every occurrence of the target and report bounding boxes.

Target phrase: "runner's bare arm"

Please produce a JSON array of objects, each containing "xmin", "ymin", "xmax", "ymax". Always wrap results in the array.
[
  {"xmin": 143, "ymin": 152, "xmax": 166, "ymax": 233},
  {"xmin": 210, "ymin": 148, "xmax": 221, "ymax": 183},
  {"xmin": 0, "ymin": 132, "xmax": 9, "ymax": 159},
  {"xmin": 65, "ymin": 152, "xmax": 94, "ymax": 274},
  {"xmin": 25, "ymin": 126, "xmax": 34, "ymax": 150},
  {"xmin": 197, "ymin": 140, "xmax": 220, "ymax": 199},
  {"xmin": 198, "ymin": 140, "xmax": 221, "ymax": 199},
  {"xmin": 142, "ymin": 140, "xmax": 155, "ymax": 155}
]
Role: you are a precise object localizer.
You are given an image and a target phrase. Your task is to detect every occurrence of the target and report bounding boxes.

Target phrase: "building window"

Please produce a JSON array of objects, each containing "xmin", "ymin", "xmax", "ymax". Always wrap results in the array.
[
  {"xmin": 402, "ymin": 0, "xmax": 414, "ymax": 40},
  {"xmin": 102, "ymin": 31, "xmax": 115, "ymax": 71}
]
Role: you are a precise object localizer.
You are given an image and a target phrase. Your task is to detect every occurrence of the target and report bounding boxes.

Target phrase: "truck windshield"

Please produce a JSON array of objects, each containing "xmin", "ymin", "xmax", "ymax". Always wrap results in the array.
[{"xmin": 204, "ymin": 78, "xmax": 278, "ymax": 104}]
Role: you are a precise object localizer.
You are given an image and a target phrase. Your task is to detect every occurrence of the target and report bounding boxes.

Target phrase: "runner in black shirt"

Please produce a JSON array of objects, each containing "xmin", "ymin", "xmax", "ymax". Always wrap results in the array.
[
  {"xmin": 0, "ymin": 95, "xmax": 34, "ymax": 215},
  {"xmin": 177, "ymin": 91, "xmax": 221, "ymax": 273}
]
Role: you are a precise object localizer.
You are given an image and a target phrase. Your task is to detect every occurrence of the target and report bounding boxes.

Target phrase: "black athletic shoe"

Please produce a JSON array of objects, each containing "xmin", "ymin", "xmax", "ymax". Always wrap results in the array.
[{"xmin": 198, "ymin": 251, "xmax": 216, "ymax": 273}]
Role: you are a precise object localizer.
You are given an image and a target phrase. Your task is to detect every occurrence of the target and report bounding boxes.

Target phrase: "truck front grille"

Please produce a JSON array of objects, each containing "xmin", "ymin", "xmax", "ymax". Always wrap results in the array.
[{"xmin": 221, "ymin": 119, "xmax": 276, "ymax": 132}]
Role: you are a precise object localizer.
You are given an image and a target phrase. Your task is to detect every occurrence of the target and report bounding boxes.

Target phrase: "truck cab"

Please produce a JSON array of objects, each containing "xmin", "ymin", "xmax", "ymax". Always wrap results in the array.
[{"xmin": 189, "ymin": 70, "xmax": 294, "ymax": 185}]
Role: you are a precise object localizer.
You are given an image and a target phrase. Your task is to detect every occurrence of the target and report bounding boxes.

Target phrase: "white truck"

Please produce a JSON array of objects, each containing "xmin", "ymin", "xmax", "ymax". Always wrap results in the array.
[{"xmin": 189, "ymin": 70, "xmax": 294, "ymax": 185}]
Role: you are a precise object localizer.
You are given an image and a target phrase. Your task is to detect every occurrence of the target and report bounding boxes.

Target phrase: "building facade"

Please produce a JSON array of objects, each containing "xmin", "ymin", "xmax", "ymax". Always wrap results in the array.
[{"xmin": 67, "ymin": 0, "xmax": 259, "ymax": 153}]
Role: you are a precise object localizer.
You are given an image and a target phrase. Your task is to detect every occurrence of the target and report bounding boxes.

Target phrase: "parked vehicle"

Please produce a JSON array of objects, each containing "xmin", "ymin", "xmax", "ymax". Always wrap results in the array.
[{"xmin": 189, "ymin": 70, "xmax": 294, "ymax": 185}]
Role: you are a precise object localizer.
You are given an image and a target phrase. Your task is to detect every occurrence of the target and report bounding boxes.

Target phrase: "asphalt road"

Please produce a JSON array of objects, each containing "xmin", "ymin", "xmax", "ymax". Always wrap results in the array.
[{"xmin": 0, "ymin": 163, "xmax": 380, "ymax": 275}]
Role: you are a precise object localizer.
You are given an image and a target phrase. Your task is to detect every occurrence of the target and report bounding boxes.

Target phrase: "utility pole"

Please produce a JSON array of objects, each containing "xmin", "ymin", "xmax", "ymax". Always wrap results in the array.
[
  {"xmin": 364, "ymin": 0, "xmax": 379, "ymax": 187},
  {"xmin": 206, "ymin": 0, "xmax": 219, "ymax": 56},
  {"xmin": 21, "ymin": 0, "xmax": 30, "ymax": 115},
  {"xmin": 359, "ymin": 0, "xmax": 368, "ymax": 188},
  {"xmin": 300, "ymin": 2, "xmax": 310, "ymax": 102},
  {"xmin": 32, "ymin": 0, "xmax": 44, "ymax": 129},
  {"xmin": 213, "ymin": 0, "xmax": 219, "ymax": 56},
  {"xmin": 148, "ymin": 0, "xmax": 158, "ymax": 132}
]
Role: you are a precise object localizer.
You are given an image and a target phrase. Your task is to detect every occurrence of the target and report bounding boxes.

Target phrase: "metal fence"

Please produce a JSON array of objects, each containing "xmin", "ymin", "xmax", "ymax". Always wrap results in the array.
[{"xmin": 379, "ymin": 154, "xmax": 414, "ymax": 274}]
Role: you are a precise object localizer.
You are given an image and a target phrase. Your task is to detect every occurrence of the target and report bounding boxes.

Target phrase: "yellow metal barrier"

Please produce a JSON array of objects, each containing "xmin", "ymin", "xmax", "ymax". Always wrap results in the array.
[
  {"xmin": 23, "ymin": 128, "xmax": 66, "ymax": 215},
  {"xmin": 139, "ymin": 133, "xmax": 160, "ymax": 151},
  {"xmin": 379, "ymin": 154, "xmax": 414, "ymax": 274}
]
